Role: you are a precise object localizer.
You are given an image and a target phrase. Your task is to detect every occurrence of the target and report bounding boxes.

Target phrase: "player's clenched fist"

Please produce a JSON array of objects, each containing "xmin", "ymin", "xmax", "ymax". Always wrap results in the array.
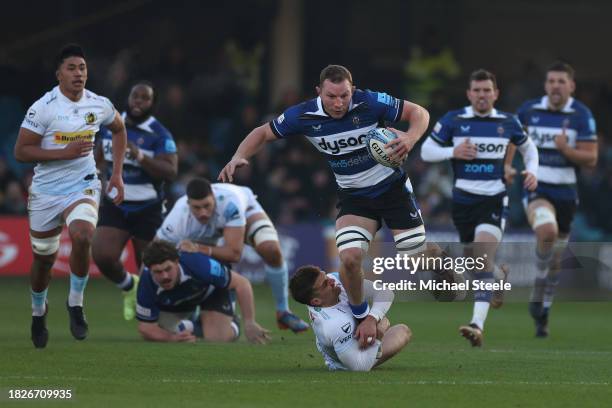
[{"xmin": 63, "ymin": 140, "xmax": 94, "ymax": 159}]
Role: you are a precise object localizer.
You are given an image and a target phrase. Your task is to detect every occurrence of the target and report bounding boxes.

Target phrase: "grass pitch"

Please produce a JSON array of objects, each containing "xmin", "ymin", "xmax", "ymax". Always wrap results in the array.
[{"xmin": 1, "ymin": 277, "xmax": 611, "ymax": 407}]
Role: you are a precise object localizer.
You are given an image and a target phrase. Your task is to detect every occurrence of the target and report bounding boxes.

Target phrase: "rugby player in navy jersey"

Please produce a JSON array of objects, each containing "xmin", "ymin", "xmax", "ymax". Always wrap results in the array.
[
  {"xmin": 422, "ymin": 69, "xmax": 539, "ymax": 346},
  {"xmin": 219, "ymin": 65, "xmax": 431, "ymax": 347},
  {"xmin": 136, "ymin": 240, "xmax": 270, "ymax": 344},
  {"xmin": 506, "ymin": 62, "xmax": 598, "ymax": 337},
  {"xmin": 92, "ymin": 81, "xmax": 178, "ymax": 321}
]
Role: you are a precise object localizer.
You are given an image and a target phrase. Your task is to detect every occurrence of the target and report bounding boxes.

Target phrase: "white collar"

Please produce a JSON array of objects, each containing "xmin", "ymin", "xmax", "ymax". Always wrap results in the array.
[
  {"xmin": 536, "ymin": 96, "xmax": 575, "ymax": 112},
  {"xmin": 459, "ymin": 106, "xmax": 505, "ymax": 119}
]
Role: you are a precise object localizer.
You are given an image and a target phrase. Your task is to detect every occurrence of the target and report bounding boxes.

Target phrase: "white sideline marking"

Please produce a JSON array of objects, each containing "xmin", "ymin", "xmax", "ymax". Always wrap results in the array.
[{"xmin": 1, "ymin": 375, "xmax": 609, "ymax": 386}]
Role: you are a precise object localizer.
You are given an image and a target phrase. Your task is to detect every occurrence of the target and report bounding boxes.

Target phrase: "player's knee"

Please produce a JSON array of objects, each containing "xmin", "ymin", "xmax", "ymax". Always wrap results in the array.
[
  {"xmin": 70, "ymin": 226, "xmax": 94, "ymax": 249},
  {"xmin": 399, "ymin": 324, "xmax": 412, "ymax": 345},
  {"xmin": 339, "ymin": 248, "xmax": 363, "ymax": 272},
  {"xmin": 257, "ymin": 241, "xmax": 283, "ymax": 266},
  {"xmin": 336, "ymin": 226, "xmax": 372, "ymax": 254},
  {"xmin": 32, "ymin": 252, "xmax": 57, "ymax": 272},
  {"xmin": 536, "ymin": 223, "xmax": 558, "ymax": 244},
  {"xmin": 30, "ymin": 234, "xmax": 60, "ymax": 256}
]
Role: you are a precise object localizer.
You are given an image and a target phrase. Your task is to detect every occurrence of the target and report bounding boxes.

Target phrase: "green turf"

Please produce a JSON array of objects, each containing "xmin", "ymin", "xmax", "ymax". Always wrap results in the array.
[{"xmin": 1, "ymin": 277, "xmax": 610, "ymax": 407}]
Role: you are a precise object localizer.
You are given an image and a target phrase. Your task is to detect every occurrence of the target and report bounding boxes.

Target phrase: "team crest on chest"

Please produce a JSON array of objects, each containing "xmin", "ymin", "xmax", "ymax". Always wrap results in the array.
[
  {"xmin": 497, "ymin": 125, "xmax": 505, "ymax": 136},
  {"xmin": 352, "ymin": 115, "xmax": 360, "ymax": 127},
  {"xmin": 84, "ymin": 112, "xmax": 97, "ymax": 125}
]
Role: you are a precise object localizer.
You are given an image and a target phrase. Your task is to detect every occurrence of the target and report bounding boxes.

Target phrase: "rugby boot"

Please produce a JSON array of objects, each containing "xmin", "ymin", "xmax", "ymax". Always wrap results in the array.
[
  {"xmin": 277, "ymin": 311, "xmax": 309, "ymax": 333},
  {"xmin": 459, "ymin": 323, "xmax": 483, "ymax": 347},
  {"xmin": 66, "ymin": 301, "xmax": 88, "ymax": 340},
  {"xmin": 31, "ymin": 302, "xmax": 49, "ymax": 349}
]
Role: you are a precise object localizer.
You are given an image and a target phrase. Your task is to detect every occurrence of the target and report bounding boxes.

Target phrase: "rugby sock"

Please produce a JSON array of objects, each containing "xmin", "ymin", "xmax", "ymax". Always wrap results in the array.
[
  {"xmin": 493, "ymin": 265, "xmax": 505, "ymax": 281},
  {"xmin": 543, "ymin": 275, "xmax": 559, "ymax": 309},
  {"xmin": 471, "ymin": 301, "xmax": 490, "ymax": 331},
  {"xmin": 68, "ymin": 273, "xmax": 89, "ymax": 307},
  {"xmin": 535, "ymin": 248, "xmax": 553, "ymax": 279},
  {"xmin": 265, "ymin": 262, "xmax": 289, "ymax": 312},
  {"xmin": 530, "ymin": 277, "xmax": 547, "ymax": 302},
  {"xmin": 31, "ymin": 288, "xmax": 48, "ymax": 316},
  {"xmin": 116, "ymin": 272, "xmax": 134, "ymax": 291},
  {"xmin": 349, "ymin": 301, "xmax": 370, "ymax": 320},
  {"xmin": 472, "ymin": 271, "xmax": 494, "ymax": 329}
]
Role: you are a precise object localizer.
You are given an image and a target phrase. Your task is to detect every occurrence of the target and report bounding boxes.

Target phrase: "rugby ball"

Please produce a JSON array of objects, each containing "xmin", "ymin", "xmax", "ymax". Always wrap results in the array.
[{"xmin": 365, "ymin": 128, "xmax": 402, "ymax": 168}]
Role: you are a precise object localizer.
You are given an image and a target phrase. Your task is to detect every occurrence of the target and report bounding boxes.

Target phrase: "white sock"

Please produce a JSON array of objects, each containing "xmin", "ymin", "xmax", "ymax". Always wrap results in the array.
[
  {"xmin": 471, "ymin": 301, "xmax": 490, "ymax": 330},
  {"xmin": 68, "ymin": 273, "xmax": 89, "ymax": 307}
]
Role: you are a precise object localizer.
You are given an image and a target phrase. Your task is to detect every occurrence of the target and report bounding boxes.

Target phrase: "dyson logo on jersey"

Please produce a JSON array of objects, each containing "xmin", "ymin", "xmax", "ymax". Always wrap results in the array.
[
  {"xmin": 317, "ymin": 134, "xmax": 367, "ymax": 154},
  {"xmin": 464, "ymin": 163, "xmax": 495, "ymax": 173},
  {"xmin": 529, "ymin": 130, "xmax": 558, "ymax": 145},
  {"xmin": 474, "ymin": 143, "xmax": 505, "ymax": 154}
]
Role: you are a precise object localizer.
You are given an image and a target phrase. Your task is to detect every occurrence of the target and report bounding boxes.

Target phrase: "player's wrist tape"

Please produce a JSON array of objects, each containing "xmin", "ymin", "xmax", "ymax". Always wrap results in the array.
[{"xmin": 349, "ymin": 301, "xmax": 370, "ymax": 320}]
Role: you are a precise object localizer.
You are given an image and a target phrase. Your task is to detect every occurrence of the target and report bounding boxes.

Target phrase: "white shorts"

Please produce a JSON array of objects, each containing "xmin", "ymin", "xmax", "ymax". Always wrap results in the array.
[{"xmin": 27, "ymin": 181, "xmax": 101, "ymax": 232}]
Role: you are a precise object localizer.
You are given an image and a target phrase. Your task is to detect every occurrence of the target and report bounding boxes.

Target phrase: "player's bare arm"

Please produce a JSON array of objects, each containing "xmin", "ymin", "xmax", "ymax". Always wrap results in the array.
[
  {"xmin": 137, "ymin": 321, "xmax": 196, "ymax": 343},
  {"xmin": 229, "ymin": 271, "xmax": 271, "ymax": 344},
  {"xmin": 555, "ymin": 136, "xmax": 598, "ymax": 167},
  {"xmin": 179, "ymin": 226, "xmax": 245, "ymax": 263},
  {"xmin": 14, "ymin": 128, "xmax": 93, "ymax": 162},
  {"xmin": 386, "ymin": 101, "xmax": 430, "ymax": 161},
  {"xmin": 504, "ymin": 143, "xmax": 518, "ymax": 185},
  {"xmin": 127, "ymin": 141, "xmax": 178, "ymax": 181},
  {"xmin": 218, "ymin": 123, "xmax": 277, "ymax": 182},
  {"xmin": 106, "ymin": 111, "xmax": 127, "ymax": 204}
]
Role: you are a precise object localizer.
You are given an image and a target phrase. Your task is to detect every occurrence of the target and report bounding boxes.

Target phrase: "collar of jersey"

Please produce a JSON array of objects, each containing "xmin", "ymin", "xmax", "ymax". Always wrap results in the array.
[
  {"xmin": 121, "ymin": 112, "xmax": 156, "ymax": 132},
  {"xmin": 55, "ymin": 85, "xmax": 86, "ymax": 105},
  {"xmin": 459, "ymin": 106, "xmax": 506, "ymax": 119},
  {"xmin": 304, "ymin": 97, "xmax": 364, "ymax": 118},
  {"xmin": 535, "ymin": 96, "xmax": 575, "ymax": 113}
]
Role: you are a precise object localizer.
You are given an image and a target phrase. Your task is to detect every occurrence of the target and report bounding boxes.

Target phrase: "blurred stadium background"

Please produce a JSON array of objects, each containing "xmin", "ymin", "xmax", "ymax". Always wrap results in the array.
[
  {"xmin": 1, "ymin": 2, "xmax": 612, "ymax": 406},
  {"xmin": 2, "ymin": 0, "xmax": 612, "ymax": 236}
]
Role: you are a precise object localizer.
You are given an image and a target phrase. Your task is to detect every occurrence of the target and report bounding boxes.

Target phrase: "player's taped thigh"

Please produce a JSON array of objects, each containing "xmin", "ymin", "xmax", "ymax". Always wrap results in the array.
[
  {"xmin": 474, "ymin": 223, "xmax": 502, "ymax": 242},
  {"xmin": 335, "ymin": 226, "xmax": 373, "ymax": 253},
  {"xmin": 531, "ymin": 206, "xmax": 557, "ymax": 229},
  {"xmin": 30, "ymin": 234, "xmax": 61, "ymax": 256},
  {"xmin": 393, "ymin": 225, "xmax": 426, "ymax": 256},
  {"xmin": 247, "ymin": 219, "xmax": 279, "ymax": 246},
  {"xmin": 65, "ymin": 202, "xmax": 99, "ymax": 227}
]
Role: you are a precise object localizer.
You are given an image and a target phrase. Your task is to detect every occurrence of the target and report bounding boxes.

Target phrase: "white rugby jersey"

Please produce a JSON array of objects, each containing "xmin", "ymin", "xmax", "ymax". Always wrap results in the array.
[
  {"xmin": 156, "ymin": 183, "xmax": 252, "ymax": 246},
  {"xmin": 20, "ymin": 86, "xmax": 116, "ymax": 194},
  {"xmin": 308, "ymin": 273, "xmax": 392, "ymax": 371}
]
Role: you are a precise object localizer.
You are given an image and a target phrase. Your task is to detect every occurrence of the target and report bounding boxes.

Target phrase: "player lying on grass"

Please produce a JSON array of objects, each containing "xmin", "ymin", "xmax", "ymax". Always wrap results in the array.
[
  {"xmin": 136, "ymin": 240, "xmax": 271, "ymax": 344},
  {"xmin": 290, "ymin": 265, "xmax": 411, "ymax": 371}
]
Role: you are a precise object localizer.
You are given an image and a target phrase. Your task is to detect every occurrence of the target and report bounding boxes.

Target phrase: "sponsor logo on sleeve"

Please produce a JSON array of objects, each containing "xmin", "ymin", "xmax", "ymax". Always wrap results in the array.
[
  {"xmin": 341, "ymin": 322, "xmax": 352, "ymax": 333},
  {"xmin": 277, "ymin": 114, "xmax": 285, "ymax": 124},
  {"xmin": 27, "ymin": 109, "xmax": 36, "ymax": 119},
  {"xmin": 433, "ymin": 122, "xmax": 442, "ymax": 133},
  {"xmin": 165, "ymin": 139, "xmax": 177, "ymax": 153},
  {"xmin": 136, "ymin": 304, "xmax": 151, "ymax": 317},
  {"xmin": 589, "ymin": 118, "xmax": 597, "ymax": 133},
  {"xmin": 224, "ymin": 202, "xmax": 240, "ymax": 221}
]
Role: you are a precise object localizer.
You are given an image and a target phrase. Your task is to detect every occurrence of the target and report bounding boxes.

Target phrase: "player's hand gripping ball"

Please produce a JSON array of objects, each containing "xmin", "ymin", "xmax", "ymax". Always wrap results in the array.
[{"xmin": 365, "ymin": 128, "xmax": 402, "ymax": 168}]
